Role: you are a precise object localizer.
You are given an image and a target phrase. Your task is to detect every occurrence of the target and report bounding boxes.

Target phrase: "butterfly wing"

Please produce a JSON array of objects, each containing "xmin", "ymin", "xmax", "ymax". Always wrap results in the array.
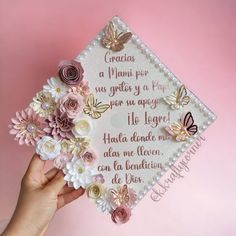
[
  {"xmin": 91, "ymin": 103, "xmax": 110, "ymax": 119},
  {"xmin": 117, "ymin": 32, "xmax": 132, "ymax": 44},
  {"xmin": 102, "ymin": 22, "xmax": 117, "ymax": 49},
  {"xmin": 110, "ymin": 32, "xmax": 132, "ymax": 51},
  {"xmin": 182, "ymin": 112, "xmax": 198, "ymax": 135},
  {"xmin": 121, "ymin": 185, "xmax": 130, "ymax": 203},
  {"xmin": 83, "ymin": 94, "xmax": 95, "ymax": 116},
  {"xmin": 84, "ymin": 94, "xmax": 110, "ymax": 119},
  {"xmin": 178, "ymin": 85, "xmax": 190, "ymax": 106},
  {"xmin": 163, "ymin": 91, "xmax": 179, "ymax": 109},
  {"xmin": 165, "ymin": 122, "xmax": 182, "ymax": 136},
  {"xmin": 181, "ymin": 96, "xmax": 190, "ymax": 106},
  {"xmin": 176, "ymin": 133, "xmax": 188, "ymax": 141},
  {"xmin": 183, "ymin": 112, "xmax": 194, "ymax": 127},
  {"xmin": 187, "ymin": 125, "xmax": 198, "ymax": 135}
]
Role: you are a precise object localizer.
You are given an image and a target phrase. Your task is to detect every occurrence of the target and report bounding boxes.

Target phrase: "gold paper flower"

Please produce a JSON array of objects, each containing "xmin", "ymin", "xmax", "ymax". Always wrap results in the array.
[
  {"xmin": 87, "ymin": 183, "xmax": 105, "ymax": 199},
  {"xmin": 30, "ymin": 91, "xmax": 57, "ymax": 117},
  {"xmin": 67, "ymin": 137, "xmax": 90, "ymax": 156}
]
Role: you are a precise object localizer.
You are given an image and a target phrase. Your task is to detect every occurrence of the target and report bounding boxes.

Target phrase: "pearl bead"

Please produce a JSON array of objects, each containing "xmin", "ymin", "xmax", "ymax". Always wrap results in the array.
[
  {"xmin": 41, "ymin": 102, "xmax": 49, "ymax": 110},
  {"xmin": 26, "ymin": 123, "xmax": 36, "ymax": 133}
]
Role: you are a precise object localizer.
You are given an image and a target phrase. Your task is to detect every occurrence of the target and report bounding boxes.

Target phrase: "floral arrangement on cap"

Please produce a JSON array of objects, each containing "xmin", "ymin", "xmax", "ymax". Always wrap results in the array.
[{"xmin": 9, "ymin": 60, "xmax": 137, "ymax": 224}]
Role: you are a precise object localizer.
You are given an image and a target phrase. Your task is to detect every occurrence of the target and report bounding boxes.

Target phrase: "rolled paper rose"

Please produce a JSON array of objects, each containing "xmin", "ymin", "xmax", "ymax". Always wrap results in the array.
[
  {"xmin": 81, "ymin": 149, "xmax": 97, "ymax": 165},
  {"xmin": 59, "ymin": 91, "xmax": 85, "ymax": 119},
  {"xmin": 72, "ymin": 117, "xmax": 93, "ymax": 137},
  {"xmin": 58, "ymin": 60, "xmax": 84, "ymax": 85},
  {"xmin": 111, "ymin": 205, "xmax": 131, "ymax": 224},
  {"xmin": 86, "ymin": 183, "xmax": 104, "ymax": 199}
]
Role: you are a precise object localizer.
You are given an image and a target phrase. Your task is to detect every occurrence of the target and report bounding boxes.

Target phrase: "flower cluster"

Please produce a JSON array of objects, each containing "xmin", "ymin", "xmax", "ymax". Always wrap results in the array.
[
  {"xmin": 9, "ymin": 60, "xmax": 99, "ymax": 190},
  {"xmin": 86, "ymin": 182, "xmax": 136, "ymax": 224},
  {"xmin": 9, "ymin": 59, "xmax": 136, "ymax": 224}
]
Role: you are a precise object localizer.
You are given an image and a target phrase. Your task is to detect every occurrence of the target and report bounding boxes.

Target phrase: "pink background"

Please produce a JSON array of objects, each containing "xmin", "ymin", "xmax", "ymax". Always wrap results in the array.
[{"xmin": 0, "ymin": 0, "xmax": 235, "ymax": 235}]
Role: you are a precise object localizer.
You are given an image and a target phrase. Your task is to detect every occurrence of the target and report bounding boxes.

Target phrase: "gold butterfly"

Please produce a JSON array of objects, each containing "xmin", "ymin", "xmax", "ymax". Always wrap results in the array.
[
  {"xmin": 110, "ymin": 184, "xmax": 130, "ymax": 206},
  {"xmin": 163, "ymin": 85, "xmax": 190, "ymax": 109},
  {"xmin": 165, "ymin": 112, "xmax": 198, "ymax": 141},
  {"xmin": 83, "ymin": 94, "xmax": 110, "ymax": 119},
  {"xmin": 102, "ymin": 21, "xmax": 132, "ymax": 52}
]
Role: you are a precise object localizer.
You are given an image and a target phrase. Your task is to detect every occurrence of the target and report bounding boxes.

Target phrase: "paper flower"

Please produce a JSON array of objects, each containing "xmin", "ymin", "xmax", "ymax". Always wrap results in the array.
[
  {"xmin": 72, "ymin": 116, "xmax": 94, "ymax": 137},
  {"xmin": 54, "ymin": 153, "xmax": 72, "ymax": 169},
  {"xmin": 36, "ymin": 136, "xmax": 61, "ymax": 160},
  {"xmin": 95, "ymin": 196, "xmax": 112, "ymax": 214},
  {"xmin": 87, "ymin": 183, "xmax": 105, "ymax": 199},
  {"xmin": 66, "ymin": 137, "xmax": 90, "ymax": 156},
  {"xmin": 43, "ymin": 77, "xmax": 68, "ymax": 101},
  {"xmin": 81, "ymin": 148, "xmax": 97, "ymax": 165},
  {"xmin": 44, "ymin": 109, "xmax": 74, "ymax": 140},
  {"xmin": 59, "ymin": 91, "xmax": 84, "ymax": 119},
  {"xmin": 60, "ymin": 139, "xmax": 71, "ymax": 153},
  {"xmin": 30, "ymin": 91, "xmax": 57, "ymax": 117},
  {"xmin": 71, "ymin": 80, "xmax": 90, "ymax": 96},
  {"xmin": 93, "ymin": 174, "xmax": 105, "ymax": 184},
  {"xmin": 63, "ymin": 156, "xmax": 97, "ymax": 189},
  {"xmin": 111, "ymin": 205, "xmax": 131, "ymax": 224},
  {"xmin": 58, "ymin": 60, "xmax": 84, "ymax": 86},
  {"xmin": 9, "ymin": 108, "xmax": 46, "ymax": 146},
  {"xmin": 127, "ymin": 188, "xmax": 137, "ymax": 207}
]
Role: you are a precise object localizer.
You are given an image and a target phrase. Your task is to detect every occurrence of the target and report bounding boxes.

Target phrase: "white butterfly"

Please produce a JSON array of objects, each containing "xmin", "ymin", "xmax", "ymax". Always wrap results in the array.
[
  {"xmin": 83, "ymin": 94, "xmax": 110, "ymax": 119},
  {"xmin": 164, "ymin": 85, "xmax": 190, "ymax": 109}
]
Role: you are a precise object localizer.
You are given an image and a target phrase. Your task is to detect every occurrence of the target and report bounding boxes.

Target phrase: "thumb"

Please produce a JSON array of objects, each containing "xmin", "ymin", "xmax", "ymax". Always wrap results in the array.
[{"xmin": 45, "ymin": 171, "xmax": 66, "ymax": 194}]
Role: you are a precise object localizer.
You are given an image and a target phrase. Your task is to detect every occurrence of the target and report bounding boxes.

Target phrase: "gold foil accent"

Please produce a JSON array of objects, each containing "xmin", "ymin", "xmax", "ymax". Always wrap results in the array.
[
  {"xmin": 163, "ymin": 85, "xmax": 190, "ymax": 110},
  {"xmin": 102, "ymin": 21, "xmax": 132, "ymax": 52},
  {"xmin": 110, "ymin": 184, "xmax": 130, "ymax": 206},
  {"xmin": 83, "ymin": 94, "xmax": 110, "ymax": 119}
]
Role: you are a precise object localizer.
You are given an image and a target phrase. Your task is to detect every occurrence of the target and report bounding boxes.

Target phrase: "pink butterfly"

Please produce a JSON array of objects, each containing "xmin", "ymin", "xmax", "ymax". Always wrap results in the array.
[{"xmin": 165, "ymin": 112, "xmax": 198, "ymax": 141}]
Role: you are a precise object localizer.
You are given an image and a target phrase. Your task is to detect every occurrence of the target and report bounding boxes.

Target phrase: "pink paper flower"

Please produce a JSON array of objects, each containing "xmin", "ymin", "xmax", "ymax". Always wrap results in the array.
[
  {"xmin": 111, "ymin": 205, "xmax": 131, "ymax": 224},
  {"xmin": 81, "ymin": 149, "xmax": 97, "ymax": 165},
  {"xmin": 9, "ymin": 108, "xmax": 46, "ymax": 146},
  {"xmin": 93, "ymin": 174, "xmax": 105, "ymax": 184},
  {"xmin": 58, "ymin": 60, "xmax": 84, "ymax": 86},
  {"xmin": 70, "ymin": 80, "xmax": 90, "ymax": 96},
  {"xmin": 59, "ymin": 91, "xmax": 85, "ymax": 119},
  {"xmin": 54, "ymin": 153, "xmax": 72, "ymax": 169},
  {"xmin": 127, "ymin": 188, "xmax": 137, "ymax": 206},
  {"xmin": 44, "ymin": 109, "xmax": 74, "ymax": 140}
]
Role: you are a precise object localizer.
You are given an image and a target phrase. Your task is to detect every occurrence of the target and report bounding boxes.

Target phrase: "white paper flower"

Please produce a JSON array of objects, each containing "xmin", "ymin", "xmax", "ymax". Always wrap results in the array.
[
  {"xmin": 63, "ymin": 156, "xmax": 97, "ymax": 189},
  {"xmin": 95, "ymin": 196, "xmax": 112, "ymax": 214},
  {"xmin": 72, "ymin": 116, "xmax": 94, "ymax": 137},
  {"xmin": 43, "ymin": 77, "xmax": 68, "ymax": 101},
  {"xmin": 36, "ymin": 136, "xmax": 61, "ymax": 160}
]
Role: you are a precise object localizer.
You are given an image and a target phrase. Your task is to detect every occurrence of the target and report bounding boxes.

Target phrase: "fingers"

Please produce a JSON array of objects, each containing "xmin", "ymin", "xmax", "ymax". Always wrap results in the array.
[
  {"xmin": 45, "ymin": 171, "xmax": 66, "ymax": 194},
  {"xmin": 57, "ymin": 187, "xmax": 85, "ymax": 209},
  {"xmin": 25, "ymin": 153, "xmax": 45, "ymax": 176},
  {"xmin": 58, "ymin": 185, "xmax": 74, "ymax": 195},
  {"xmin": 45, "ymin": 168, "xmax": 59, "ymax": 180}
]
